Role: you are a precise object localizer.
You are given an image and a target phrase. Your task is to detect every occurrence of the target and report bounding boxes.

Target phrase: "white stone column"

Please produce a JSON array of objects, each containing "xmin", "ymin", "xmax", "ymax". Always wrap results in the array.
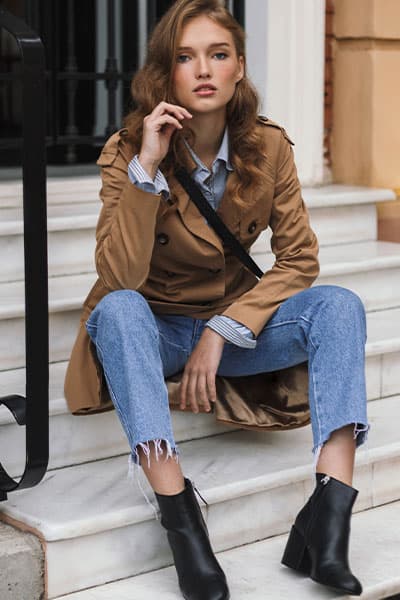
[{"xmin": 246, "ymin": 0, "xmax": 326, "ymax": 185}]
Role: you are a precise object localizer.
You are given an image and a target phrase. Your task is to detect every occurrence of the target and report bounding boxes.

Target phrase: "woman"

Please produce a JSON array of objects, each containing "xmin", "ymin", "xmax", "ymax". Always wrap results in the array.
[{"xmin": 65, "ymin": 1, "xmax": 370, "ymax": 598}]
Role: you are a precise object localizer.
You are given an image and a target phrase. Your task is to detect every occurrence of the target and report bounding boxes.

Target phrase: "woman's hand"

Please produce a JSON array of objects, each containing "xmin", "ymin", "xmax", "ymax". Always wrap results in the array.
[
  {"xmin": 138, "ymin": 101, "xmax": 192, "ymax": 179},
  {"xmin": 179, "ymin": 327, "xmax": 225, "ymax": 413}
]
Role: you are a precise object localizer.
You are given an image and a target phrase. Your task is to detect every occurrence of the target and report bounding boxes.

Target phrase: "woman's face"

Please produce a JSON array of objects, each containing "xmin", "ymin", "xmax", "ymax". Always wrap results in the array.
[{"xmin": 172, "ymin": 15, "xmax": 244, "ymax": 118}]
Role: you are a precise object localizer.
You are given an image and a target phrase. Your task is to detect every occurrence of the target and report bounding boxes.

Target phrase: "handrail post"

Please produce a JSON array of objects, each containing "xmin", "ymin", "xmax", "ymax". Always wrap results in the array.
[{"xmin": 0, "ymin": 8, "xmax": 49, "ymax": 498}]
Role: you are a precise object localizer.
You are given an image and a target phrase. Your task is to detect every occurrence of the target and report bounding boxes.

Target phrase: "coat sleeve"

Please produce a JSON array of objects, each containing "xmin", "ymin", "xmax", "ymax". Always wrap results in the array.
[
  {"xmin": 94, "ymin": 133, "xmax": 163, "ymax": 290},
  {"xmin": 221, "ymin": 131, "xmax": 320, "ymax": 337}
]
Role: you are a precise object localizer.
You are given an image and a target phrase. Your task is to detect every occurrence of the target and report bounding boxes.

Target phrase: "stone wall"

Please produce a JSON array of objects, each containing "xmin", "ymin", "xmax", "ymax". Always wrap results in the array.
[{"xmin": 332, "ymin": 0, "xmax": 400, "ymax": 241}]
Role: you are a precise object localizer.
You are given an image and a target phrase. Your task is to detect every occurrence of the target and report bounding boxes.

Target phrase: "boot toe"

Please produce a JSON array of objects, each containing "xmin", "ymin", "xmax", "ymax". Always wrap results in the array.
[
  {"xmin": 313, "ymin": 569, "xmax": 362, "ymax": 596},
  {"xmin": 205, "ymin": 576, "xmax": 230, "ymax": 600},
  {"xmin": 183, "ymin": 575, "xmax": 230, "ymax": 600},
  {"xmin": 337, "ymin": 574, "xmax": 362, "ymax": 596}
]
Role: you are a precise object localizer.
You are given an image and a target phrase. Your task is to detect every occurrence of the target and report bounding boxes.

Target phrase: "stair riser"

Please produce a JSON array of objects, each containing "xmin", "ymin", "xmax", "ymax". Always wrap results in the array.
[
  {"xmin": 252, "ymin": 203, "xmax": 377, "ymax": 253},
  {"xmin": 46, "ymin": 519, "xmax": 173, "ymax": 599},
  {"xmin": 0, "ymin": 203, "xmax": 378, "ymax": 282},
  {"xmin": 0, "ymin": 350, "xmax": 396, "ymax": 477},
  {"xmin": 0, "ymin": 181, "xmax": 99, "ymax": 208},
  {"xmin": 319, "ymin": 266, "xmax": 400, "ymax": 313},
  {"xmin": 51, "ymin": 501, "xmax": 400, "ymax": 600},
  {"xmin": 0, "ymin": 310, "xmax": 79, "ymax": 371},
  {"xmin": 0, "ymin": 407, "xmax": 230, "ymax": 478},
  {"xmin": 1, "ymin": 270, "xmax": 399, "ymax": 371},
  {"xmin": 256, "ymin": 254, "xmax": 400, "ymax": 312},
  {"xmin": 309, "ymin": 204, "xmax": 377, "ymax": 247},
  {"xmin": 381, "ymin": 350, "xmax": 399, "ymax": 397},
  {"xmin": 44, "ymin": 452, "xmax": 400, "ymax": 598},
  {"xmin": 0, "ymin": 229, "xmax": 95, "ymax": 283}
]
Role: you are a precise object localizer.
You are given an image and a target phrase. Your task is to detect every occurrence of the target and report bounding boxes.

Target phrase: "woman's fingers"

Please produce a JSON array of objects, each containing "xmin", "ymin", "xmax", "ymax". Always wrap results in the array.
[
  {"xmin": 153, "ymin": 114, "xmax": 184, "ymax": 132},
  {"xmin": 140, "ymin": 103, "xmax": 191, "ymax": 167},
  {"xmin": 186, "ymin": 372, "xmax": 199, "ymax": 413},
  {"xmin": 180, "ymin": 371, "xmax": 199, "ymax": 411},
  {"xmin": 152, "ymin": 101, "xmax": 192, "ymax": 121},
  {"xmin": 179, "ymin": 370, "xmax": 215, "ymax": 413},
  {"xmin": 197, "ymin": 373, "xmax": 211, "ymax": 412},
  {"xmin": 179, "ymin": 372, "xmax": 189, "ymax": 410},
  {"xmin": 206, "ymin": 372, "xmax": 217, "ymax": 405},
  {"xmin": 144, "ymin": 113, "xmax": 182, "ymax": 133},
  {"xmin": 179, "ymin": 329, "xmax": 224, "ymax": 412}
]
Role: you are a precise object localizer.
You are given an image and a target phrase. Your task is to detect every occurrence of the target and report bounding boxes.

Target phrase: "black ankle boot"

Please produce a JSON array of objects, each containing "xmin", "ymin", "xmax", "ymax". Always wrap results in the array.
[
  {"xmin": 281, "ymin": 473, "xmax": 362, "ymax": 596},
  {"xmin": 154, "ymin": 477, "xmax": 230, "ymax": 600}
]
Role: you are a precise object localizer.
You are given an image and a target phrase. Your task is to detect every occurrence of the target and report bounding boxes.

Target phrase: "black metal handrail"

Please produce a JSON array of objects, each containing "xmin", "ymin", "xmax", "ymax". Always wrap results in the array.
[{"xmin": 0, "ymin": 8, "xmax": 49, "ymax": 501}]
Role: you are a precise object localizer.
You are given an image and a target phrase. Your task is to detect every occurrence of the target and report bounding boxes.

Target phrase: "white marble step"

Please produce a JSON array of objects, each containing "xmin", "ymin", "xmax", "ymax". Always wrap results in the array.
[
  {"xmin": 1, "ymin": 395, "xmax": 399, "ymax": 598},
  {"xmin": 0, "ymin": 184, "xmax": 396, "ymax": 283},
  {"xmin": 257, "ymin": 185, "xmax": 396, "ymax": 250},
  {"xmin": 0, "ymin": 176, "xmax": 100, "ymax": 208},
  {"xmin": 55, "ymin": 500, "xmax": 400, "ymax": 600},
  {"xmin": 256, "ymin": 240, "xmax": 400, "ymax": 313},
  {"xmin": 1, "ymin": 177, "xmax": 393, "ymax": 207},
  {"xmin": 2, "ymin": 239, "xmax": 400, "ymax": 371},
  {"xmin": 0, "ymin": 203, "xmax": 97, "ymax": 283},
  {"xmin": 0, "ymin": 361, "xmax": 229, "ymax": 478},
  {"xmin": 0, "ymin": 272, "xmax": 97, "ymax": 370},
  {"xmin": 0, "ymin": 306, "xmax": 399, "ymax": 477}
]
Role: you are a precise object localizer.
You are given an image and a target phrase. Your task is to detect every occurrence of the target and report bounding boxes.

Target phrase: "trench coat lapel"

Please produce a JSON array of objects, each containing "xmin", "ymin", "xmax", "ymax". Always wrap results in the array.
[
  {"xmin": 169, "ymin": 167, "xmax": 241, "ymax": 252},
  {"xmin": 170, "ymin": 173, "xmax": 224, "ymax": 253},
  {"xmin": 216, "ymin": 169, "xmax": 241, "ymax": 235}
]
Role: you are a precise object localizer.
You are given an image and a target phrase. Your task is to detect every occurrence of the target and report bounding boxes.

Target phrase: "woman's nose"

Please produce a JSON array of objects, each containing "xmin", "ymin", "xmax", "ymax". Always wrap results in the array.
[{"xmin": 195, "ymin": 56, "xmax": 211, "ymax": 79}]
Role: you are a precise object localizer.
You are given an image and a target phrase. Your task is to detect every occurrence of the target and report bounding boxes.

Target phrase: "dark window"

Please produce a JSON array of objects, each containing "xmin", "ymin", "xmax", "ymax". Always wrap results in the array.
[{"xmin": 0, "ymin": 0, "xmax": 244, "ymax": 166}]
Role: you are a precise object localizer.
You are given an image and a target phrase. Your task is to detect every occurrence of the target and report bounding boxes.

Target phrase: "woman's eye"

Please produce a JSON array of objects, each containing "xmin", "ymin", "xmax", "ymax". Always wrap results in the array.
[
  {"xmin": 213, "ymin": 52, "xmax": 228, "ymax": 60},
  {"xmin": 177, "ymin": 54, "xmax": 190, "ymax": 63}
]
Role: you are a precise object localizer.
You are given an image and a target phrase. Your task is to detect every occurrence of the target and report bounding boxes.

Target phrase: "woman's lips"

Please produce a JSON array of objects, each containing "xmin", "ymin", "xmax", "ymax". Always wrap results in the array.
[
  {"xmin": 193, "ymin": 86, "xmax": 217, "ymax": 97},
  {"xmin": 195, "ymin": 89, "xmax": 216, "ymax": 96}
]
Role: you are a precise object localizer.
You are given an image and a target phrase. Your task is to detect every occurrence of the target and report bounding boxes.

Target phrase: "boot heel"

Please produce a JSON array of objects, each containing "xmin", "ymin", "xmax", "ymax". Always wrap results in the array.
[{"xmin": 281, "ymin": 526, "xmax": 311, "ymax": 575}]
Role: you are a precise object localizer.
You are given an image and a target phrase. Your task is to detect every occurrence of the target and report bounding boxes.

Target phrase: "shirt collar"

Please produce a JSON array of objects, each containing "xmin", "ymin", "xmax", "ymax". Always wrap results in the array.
[{"xmin": 184, "ymin": 127, "xmax": 233, "ymax": 174}]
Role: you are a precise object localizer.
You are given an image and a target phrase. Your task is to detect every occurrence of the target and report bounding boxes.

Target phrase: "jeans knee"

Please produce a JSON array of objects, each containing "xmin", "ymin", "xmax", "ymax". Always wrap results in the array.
[
  {"xmin": 331, "ymin": 286, "xmax": 365, "ymax": 317},
  {"xmin": 88, "ymin": 290, "xmax": 153, "ymax": 331},
  {"xmin": 317, "ymin": 285, "xmax": 366, "ymax": 336}
]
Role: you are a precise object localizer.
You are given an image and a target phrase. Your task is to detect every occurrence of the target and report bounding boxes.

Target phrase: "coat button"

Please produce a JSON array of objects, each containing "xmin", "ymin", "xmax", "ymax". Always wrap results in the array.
[
  {"xmin": 248, "ymin": 221, "xmax": 257, "ymax": 234},
  {"xmin": 157, "ymin": 233, "xmax": 169, "ymax": 245}
]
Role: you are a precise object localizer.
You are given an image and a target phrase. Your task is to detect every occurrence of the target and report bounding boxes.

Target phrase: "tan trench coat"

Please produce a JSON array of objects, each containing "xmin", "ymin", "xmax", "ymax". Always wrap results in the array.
[{"xmin": 64, "ymin": 117, "xmax": 320, "ymax": 432}]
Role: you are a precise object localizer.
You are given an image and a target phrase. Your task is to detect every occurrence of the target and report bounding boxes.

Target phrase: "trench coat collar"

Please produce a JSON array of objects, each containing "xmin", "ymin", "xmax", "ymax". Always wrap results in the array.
[
  {"xmin": 170, "ymin": 167, "xmax": 241, "ymax": 255},
  {"xmin": 169, "ymin": 138, "xmax": 240, "ymax": 254}
]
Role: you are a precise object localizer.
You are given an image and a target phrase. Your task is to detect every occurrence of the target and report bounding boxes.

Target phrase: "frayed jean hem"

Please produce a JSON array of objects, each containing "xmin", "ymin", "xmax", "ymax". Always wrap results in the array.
[
  {"xmin": 312, "ymin": 420, "xmax": 371, "ymax": 471},
  {"xmin": 129, "ymin": 438, "xmax": 180, "ymax": 468},
  {"xmin": 125, "ymin": 439, "xmax": 180, "ymax": 521}
]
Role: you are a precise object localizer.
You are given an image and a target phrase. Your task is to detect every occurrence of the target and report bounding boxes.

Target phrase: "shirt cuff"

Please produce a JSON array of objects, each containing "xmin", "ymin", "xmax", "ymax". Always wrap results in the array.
[
  {"xmin": 128, "ymin": 155, "xmax": 169, "ymax": 197},
  {"xmin": 205, "ymin": 315, "xmax": 257, "ymax": 349}
]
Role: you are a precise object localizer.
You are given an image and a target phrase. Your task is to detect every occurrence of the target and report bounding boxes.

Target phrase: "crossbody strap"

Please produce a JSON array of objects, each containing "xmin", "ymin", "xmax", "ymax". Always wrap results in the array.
[{"xmin": 174, "ymin": 168, "xmax": 263, "ymax": 280}]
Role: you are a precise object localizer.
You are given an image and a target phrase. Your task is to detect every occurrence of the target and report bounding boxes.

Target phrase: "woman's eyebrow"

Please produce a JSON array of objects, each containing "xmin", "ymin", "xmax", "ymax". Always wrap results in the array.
[{"xmin": 177, "ymin": 42, "xmax": 231, "ymax": 51}]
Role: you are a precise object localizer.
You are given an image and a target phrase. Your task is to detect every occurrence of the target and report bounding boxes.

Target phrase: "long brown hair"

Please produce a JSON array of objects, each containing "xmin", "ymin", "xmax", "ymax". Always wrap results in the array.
[{"xmin": 124, "ymin": 0, "xmax": 270, "ymax": 200}]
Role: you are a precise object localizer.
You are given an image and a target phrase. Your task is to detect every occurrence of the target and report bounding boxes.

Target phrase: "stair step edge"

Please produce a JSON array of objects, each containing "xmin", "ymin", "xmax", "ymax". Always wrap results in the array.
[{"xmin": 2, "ymin": 394, "xmax": 399, "ymax": 541}]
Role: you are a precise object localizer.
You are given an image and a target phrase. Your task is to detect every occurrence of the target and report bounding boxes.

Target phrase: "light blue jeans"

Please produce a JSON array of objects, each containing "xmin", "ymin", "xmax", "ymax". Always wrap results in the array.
[{"xmin": 86, "ymin": 284, "xmax": 370, "ymax": 477}]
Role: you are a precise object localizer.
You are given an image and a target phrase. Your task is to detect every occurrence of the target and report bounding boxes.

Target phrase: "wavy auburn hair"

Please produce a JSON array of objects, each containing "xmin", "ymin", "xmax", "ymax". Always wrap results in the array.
[{"xmin": 123, "ymin": 0, "xmax": 269, "ymax": 201}]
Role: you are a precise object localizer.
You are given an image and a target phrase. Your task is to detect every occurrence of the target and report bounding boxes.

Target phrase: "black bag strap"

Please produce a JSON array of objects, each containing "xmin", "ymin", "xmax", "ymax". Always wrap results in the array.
[{"xmin": 174, "ymin": 168, "xmax": 264, "ymax": 280}]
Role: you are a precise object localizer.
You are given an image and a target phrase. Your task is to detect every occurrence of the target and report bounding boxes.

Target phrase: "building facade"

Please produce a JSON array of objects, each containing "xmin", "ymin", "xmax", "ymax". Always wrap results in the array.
[{"xmin": 1, "ymin": 0, "xmax": 399, "ymax": 232}]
